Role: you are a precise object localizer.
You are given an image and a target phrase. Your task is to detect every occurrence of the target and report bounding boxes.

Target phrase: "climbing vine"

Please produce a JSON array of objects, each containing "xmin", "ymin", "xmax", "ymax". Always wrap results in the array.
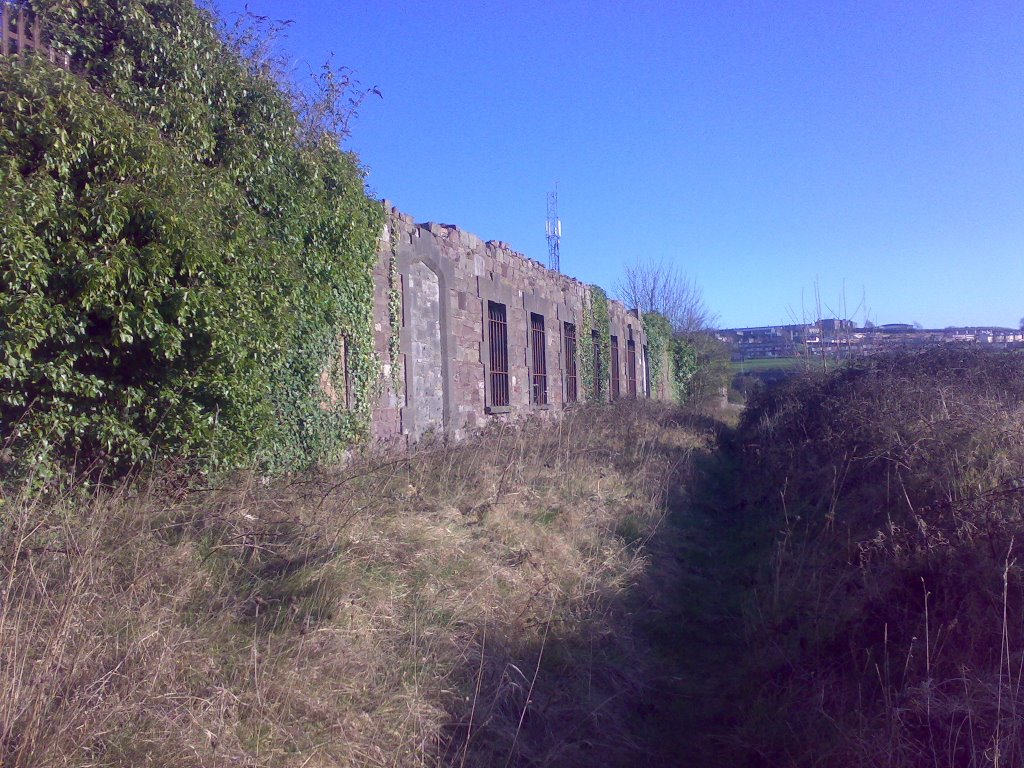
[
  {"xmin": 642, "ymin": 312, "xmax": 672, "ymax": 399},
  {"xmin": 1, "ymin": 1, "xmax": 384, "ymax": 475},
  {"xmin": 387, "ymin": 213, "xmax": 403, "ymax": 395},
  {"xmin": 579, "ymin": 285, "xmax": 611, "ymax": 402},
  {"xmin": 670, "ymin": 337, "xmax": 699, "ymax": 405},
  {"xmin": 580, "ymin": 295, "xmax": 595, "ymax": 400}
]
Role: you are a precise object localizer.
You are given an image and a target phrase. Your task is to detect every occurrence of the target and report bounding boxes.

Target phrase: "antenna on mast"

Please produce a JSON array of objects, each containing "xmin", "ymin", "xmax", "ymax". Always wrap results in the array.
[{"xmin": 545, "ymin": 184, "xmax": 561, "ymax": 273}]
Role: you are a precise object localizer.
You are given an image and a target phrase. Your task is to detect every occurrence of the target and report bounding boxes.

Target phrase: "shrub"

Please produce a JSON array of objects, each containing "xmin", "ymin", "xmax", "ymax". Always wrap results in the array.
[
  {"xmin": 732, "ymin": 349, "xmax": 1024, "ymax": 766},
  {"xmin": 669, "ymin": 336, "xmax": 698, "ymax": 404},
  {"xmin": 0, "ymin": 1, "xmax": 383, "ymax": 475}
]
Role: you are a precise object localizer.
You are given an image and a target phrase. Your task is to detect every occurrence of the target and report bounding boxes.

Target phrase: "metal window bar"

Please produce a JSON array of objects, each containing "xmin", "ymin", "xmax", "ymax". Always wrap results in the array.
[
  {"xmin": 627, "ymin": 339, "xmax": 637, "ymax": 398},
  {"xmin": 563, "ymin": 322, "xmax": 577, "ymax": 403},
  {"xmin": 530, "ymin": 313, "xmax": 547, "ymax": 405},
  {"xmin": 591, "ymin": 330, "xmax": 602, "ymax": 400},
  {"xmin": 610, "ymin": 336, "xmax": 620, "ymax": 399},
  {"xmin": 488, "ymin": 301, "xmax": 509, "ymax": 407}
]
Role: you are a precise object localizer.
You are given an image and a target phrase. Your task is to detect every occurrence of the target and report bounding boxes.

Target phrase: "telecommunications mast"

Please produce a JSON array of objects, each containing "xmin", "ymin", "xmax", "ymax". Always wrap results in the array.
[{"xmin": 545, "ymin": 185, "xmax": 561, "ymax": 273}]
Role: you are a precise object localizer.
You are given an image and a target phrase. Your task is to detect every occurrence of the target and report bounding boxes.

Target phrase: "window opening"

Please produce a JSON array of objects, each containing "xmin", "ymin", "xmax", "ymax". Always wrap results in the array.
[
  {"xmin": 530, "ymin": 313, "xmax": 548, "ymax": 405},
  {"xmin": 610, "ymin": 335, "xmax": 620, "ymax": 399},
  {"xmin": 563, "ymin": 322, "xmax": 578, "ymax": 404},
  {"xmin": 591, "ymin": 330, "xmax": 602, "ymax": 400},
  {"xmin": 643, "ymin": 344, "xmax": 650, "ymax": 398},
  {"xmin": 627, "ymin": 339, "xmax": 637, "ymax": 398},
  {"xmin": 487, "ymin": 301, "xmax": 509, "ymax": 407}
]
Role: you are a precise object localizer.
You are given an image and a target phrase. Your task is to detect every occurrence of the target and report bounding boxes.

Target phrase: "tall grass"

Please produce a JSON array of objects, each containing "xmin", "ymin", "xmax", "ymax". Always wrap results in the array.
[
  {"xmin": 0, "ymin": 401, "xmax": 706, "ymax": 767},
  {"xmin": 731, "ymin": 349, "xmax": 1024, "ymax": 767}
]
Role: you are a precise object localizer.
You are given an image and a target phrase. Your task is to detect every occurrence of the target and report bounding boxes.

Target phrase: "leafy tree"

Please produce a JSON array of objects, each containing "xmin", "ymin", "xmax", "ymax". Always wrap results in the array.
[{"xmin": 669, "ymin": 337, "xmax": 698, "ymax": 403}]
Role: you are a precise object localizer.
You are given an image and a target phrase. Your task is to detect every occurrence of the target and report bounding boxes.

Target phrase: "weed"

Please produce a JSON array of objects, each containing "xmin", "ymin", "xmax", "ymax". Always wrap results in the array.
[
  {"xmin": 0, "ymin": 400, "xmax": 705, "ymax": 766},
  {"xmin": 729, "ymin": 349, "xmax": 1024, "ymax": 767}
]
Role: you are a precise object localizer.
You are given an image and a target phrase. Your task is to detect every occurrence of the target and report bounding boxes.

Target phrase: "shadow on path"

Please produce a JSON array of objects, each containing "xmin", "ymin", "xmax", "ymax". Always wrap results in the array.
[
  {"xmin": 628, "ymin": 421, "xmax": 766, "ymax": 766},
  {"xmin": 437, "ymin": 412, "xmax": 767, "ymax": 767}
]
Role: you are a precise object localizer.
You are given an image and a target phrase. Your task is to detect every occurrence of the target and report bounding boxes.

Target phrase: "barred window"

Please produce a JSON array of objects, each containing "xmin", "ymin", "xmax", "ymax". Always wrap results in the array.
[
  {"xmin": 487, "ymin": 302, "xmax": 509, "ymax": 407},
  {"xmin": 627, "ymin": 339, "xmax": 637, "ymax": 398},
  {"xmin": 563, "ymin": 322, "xmax": 578, "ymax": 404},
  {"xmin": 610, "ymin": 335, "xmax": 620, "ymax": 399},
  {"xmin": 530, "ymin": 313, "xmax": 548, "ymax": 405}
]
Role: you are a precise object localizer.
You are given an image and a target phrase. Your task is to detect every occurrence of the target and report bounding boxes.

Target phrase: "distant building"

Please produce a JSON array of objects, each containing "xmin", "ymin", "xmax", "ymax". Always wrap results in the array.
[
  {"xmin": 719, "ymin": 321, "xmax": 1024, "ymax": 361},
  {"xmin": 820, "ymin": 318, "xmax": 855, "ymax": 334}
]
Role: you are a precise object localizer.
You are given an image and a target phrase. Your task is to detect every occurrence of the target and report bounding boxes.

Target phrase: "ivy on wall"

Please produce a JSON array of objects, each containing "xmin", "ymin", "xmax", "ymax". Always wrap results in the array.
[
  {"xmin": 386, "ymin": 213, "xmax": 403, "ymax": 395},
  {"xmin": 579, "ymin": 292, "xmax": 595, "ymax": 400},
  {"xmin": 1, "ymin": 1, "xmax": 383, "ymax": 475},
  {"xmin": 670, "ymin": 337, "xmax": 699, "ymax": 405},
  {"xmin": 641, "ymin": 311, "xmax": 672, "ymax": 398},
  {"xmin": 579, "ymin": 285, "xmax": 611, "ymax": 402}
]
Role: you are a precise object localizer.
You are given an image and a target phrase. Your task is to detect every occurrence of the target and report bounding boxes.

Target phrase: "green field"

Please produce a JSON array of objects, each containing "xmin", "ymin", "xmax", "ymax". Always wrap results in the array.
[{"xmin": 731, "ymin": 356, "xmax": 805, "ymax": 373}]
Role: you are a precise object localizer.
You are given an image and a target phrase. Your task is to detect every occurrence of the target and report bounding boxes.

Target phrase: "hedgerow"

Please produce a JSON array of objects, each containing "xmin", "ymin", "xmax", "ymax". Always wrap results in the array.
[{"xmin": 0, "ymin": 1, "xmax": 383, "ymax": 475}]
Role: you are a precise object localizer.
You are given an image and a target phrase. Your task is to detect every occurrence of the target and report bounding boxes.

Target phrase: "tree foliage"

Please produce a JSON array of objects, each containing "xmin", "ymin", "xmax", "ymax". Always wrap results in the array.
[
  {"xmin": 683, "ymin": 333, "xmax": 732, "ymax": 405},
  {"xmin": 0, "ymin": 1, "xmax": 383, "ymax": 475}
]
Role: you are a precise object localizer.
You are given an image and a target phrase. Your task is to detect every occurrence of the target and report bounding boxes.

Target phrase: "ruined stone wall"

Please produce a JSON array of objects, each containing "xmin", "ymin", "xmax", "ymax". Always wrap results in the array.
[{"xmin": 370, "ymin": 205, "xmax": 655, "ymax": 446}]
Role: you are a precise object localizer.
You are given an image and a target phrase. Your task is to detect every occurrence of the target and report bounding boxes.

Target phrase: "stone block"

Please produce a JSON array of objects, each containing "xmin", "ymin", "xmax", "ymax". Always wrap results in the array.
[{"xmin": 460, "ymin": 229, "xmax": 482, "ymax": 250}]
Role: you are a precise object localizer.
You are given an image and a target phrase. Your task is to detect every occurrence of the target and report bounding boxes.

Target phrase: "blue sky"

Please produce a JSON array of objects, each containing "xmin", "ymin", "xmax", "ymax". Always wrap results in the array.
[{"xmin": 210, "ymin": 0, "xmax": 1023, "ymax": 329}]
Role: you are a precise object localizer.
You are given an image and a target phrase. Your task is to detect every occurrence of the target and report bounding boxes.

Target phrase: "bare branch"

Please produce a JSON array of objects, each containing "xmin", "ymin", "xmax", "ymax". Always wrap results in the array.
[{"xmin": 614, "ymin": 257, "xmax": 717, "ymax": 334}]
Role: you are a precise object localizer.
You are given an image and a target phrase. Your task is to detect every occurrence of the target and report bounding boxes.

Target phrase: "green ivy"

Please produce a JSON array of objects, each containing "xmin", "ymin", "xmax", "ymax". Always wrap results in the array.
[
  {"xmin": 579, "ymin": 285, "xmax": 611, "ymax": 402},
  {"xmin": 1, "ymin": 1, "xmax": 383, "ymax": 475},
  {"xmin": 386, "ymin": 213, "xmax": 403, "ymax": 395},
  {"xmin": 580, "ymin": 293, "xmax": 594, "ymax": 399},
  {"xmin": 641, "ymin": 311, "xmax": 671, "ymax": 398},
  {"xmin": 670, "ymin": 337, "xmax": 699, "ymax": 405}
]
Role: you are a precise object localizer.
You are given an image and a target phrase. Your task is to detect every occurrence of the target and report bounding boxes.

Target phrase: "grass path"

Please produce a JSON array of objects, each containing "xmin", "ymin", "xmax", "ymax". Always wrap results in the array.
[
  {"xmin": 629, "ymin": 422, "xmax": 765, "ymax": 766},
  {"xmin": 0, "ymin": 404, "xmax": 783, "ymax": 766}
]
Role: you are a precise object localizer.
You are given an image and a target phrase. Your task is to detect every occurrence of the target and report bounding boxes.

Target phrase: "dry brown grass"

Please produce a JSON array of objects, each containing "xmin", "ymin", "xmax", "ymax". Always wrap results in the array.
[
  {"xmin": 729, "ymin": 349, "xmax": 1024, "ymax": 767},
  {"xmin": 0, "ymin": 400, "xmax": 709, "ymax": 767}
]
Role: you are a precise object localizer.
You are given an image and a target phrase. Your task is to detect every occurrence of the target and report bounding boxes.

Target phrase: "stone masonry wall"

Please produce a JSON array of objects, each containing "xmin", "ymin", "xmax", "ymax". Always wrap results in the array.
[{"xmin": 370, "ymin": 205, "xmax": 657, "ymax": 446}]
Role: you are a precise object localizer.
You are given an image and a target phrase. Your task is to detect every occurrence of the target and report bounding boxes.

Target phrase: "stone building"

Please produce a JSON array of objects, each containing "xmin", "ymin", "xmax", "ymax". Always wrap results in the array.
[{"xmin": 370, "ymin": 206, "xmax": 654, "ymax": 445}]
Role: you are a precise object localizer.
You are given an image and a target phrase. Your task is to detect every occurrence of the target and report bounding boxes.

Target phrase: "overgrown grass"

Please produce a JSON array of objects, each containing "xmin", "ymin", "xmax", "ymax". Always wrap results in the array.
[
  {"xmin": 0, "ymin": 401, "xmax": 709, "ymax": 767},
  {"xmin": 727, "ymin": 348, "xmax": 1024, "ymax": 767}
]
